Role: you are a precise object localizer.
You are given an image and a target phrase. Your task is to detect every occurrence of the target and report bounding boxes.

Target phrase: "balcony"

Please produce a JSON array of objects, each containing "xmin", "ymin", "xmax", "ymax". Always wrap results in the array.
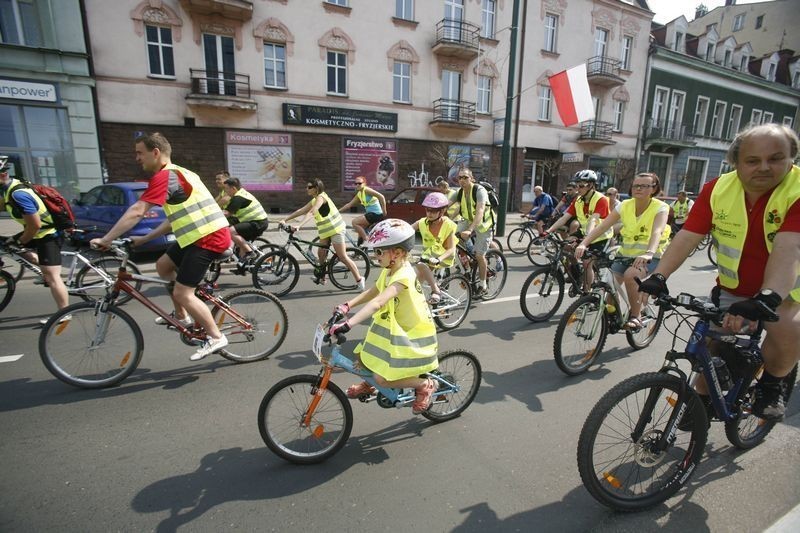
[
  {"xmin": 178, "ymin": 0, "xmax": 253, "ymax": 21},
  {"xmin": 586, "ymin": 56, "xmax": 624, "ymax": 87},
  {"xmin": 429, "ymin": 99, "xmax": 479, "ymax": 131},
  {"xmin": 431, "ymin": 19, "xmax": 480, "ymax": 59},
  {"xmin": 185, "ymin": 69, "xmax": 257, "ymax": 111},
  {"xmin": 642, "ymin": 119, "xmax": 697, "ymax": 149},
  {"xmin": 577, "ymin": 120, "xmax": 615, "ymax": 144}
]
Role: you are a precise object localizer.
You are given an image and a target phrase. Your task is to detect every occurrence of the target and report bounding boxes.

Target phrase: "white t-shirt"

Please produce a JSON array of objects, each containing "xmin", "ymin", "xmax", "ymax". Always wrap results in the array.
[{"xmin": 614, "ymin": 202, "xmax": 669, "ymax": 215}]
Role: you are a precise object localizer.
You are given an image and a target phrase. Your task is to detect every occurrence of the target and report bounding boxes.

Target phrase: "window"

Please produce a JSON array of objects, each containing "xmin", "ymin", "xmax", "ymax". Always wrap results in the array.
[
  {"xmin": 732, "ymin": 13, "xmax": 745, "ymax": 31},
  {"xmin": 668, "ymin": 90, "xmax": 685, "ymax": 129},
  {"xmin": 145, "ymin": 25, "xmax": 175, "ymax": 78},
  {"xmin": 263, "ymin": 43, "xmax": 286, "ymax": 88},
  {"xmin": 727, "ymin": 105, "xmax": 742, "ymax": 139},
  {"xmin": 393, "ymin": 61, "xmax": 411, "ymax": 103},
  {"xmin": 705, "ymin": 42, "xmax": 716, "ymax": 62},
  {"xmin": 693, "ymin": 96, "xmax": 710, "ymax": 136},
  {"xmin": 762, "ymin": 111, "xmax": 773, "ymax": 124},
  {"xmin": 767, "ymin": 63, "xmax": 776, "ymax": 81},
  {"xmin": 594, "ymin": 28, "xmax": 608, "ymax": 57},
  {"xmin": 723, "ymin": 49, "xmax": 732, "ymax": 67},
  {"xmin": 739, "ymin": 55, "xmax": 749, "ymax": 71},
  {"xmin": 0, "ymin": 0, "xmax": 42, "ymax": 46},
  {"xmin": 783, "ymin": 116, "xmax": 794, "ymax": 128},
  {"xmin": 793, "ymin": 71, "xmax": 800, "ymax": 89},
  {"xmin": 755, "ymin": 15, "xmax": 764, "ymax": 29},
  {"xmin": 395, "ymin": 0, "xmax": 413, "ymax": 20},
  {"xmin": 652, "ymin": 87, "xmax": 669, "ymax": 124},
  {"xmin": 709, "ymin": 101, "xmax": 726, "ymax": 138},
  {"xmin": 620, "ymin": 36, "xmax": 633, "ymax": 70},
  {"xmin": 674, "ymin": 31, "xmax": 684, "ymax": 52},
  {"xmin": 481, "ymin": 0, "xmax": 496, "ymax": 39},
  {"xmin": 543, "ymin": 14, "xmax": 558, "ymax": 53},
  {"xmin": 326, "ymin": 0, "xmax": 348, "ymax": 6},
  {"xmin": 538, "ymin": 86, "xmax": 552, "ymax": 121},
  {"xmin": 327, "ymin": 51, "xmax": 347, "ymax": 95},
  {"xmin": 612, "ymin": 101, "xmax": 625, "ymax": 132},
  {"xmin": 750, "ymin": 109, "xmax": 762, "ymax": 125},
  {"xmin": 477, "ymin": 75, "xmax": 491, "ymax": 114}
]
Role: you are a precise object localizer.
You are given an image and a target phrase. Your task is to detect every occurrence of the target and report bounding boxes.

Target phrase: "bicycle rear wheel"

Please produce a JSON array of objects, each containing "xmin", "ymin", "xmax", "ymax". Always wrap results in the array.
[
  {"xmin": 553, "ymin": 294, "xmax": 607, "ymax": 376},
  {"xmin": 433, "ymin": 274, "xmax": 471, "ymax": 331},
  {"xmin": 577, "ymin": 372, "xmax": 708, "ymax": 511},
  {"xmin": 519, "ymin": 267, "xmax": 565, "ymax": 322},
  {"xmin": 75, "ymin": 257, "xmax": 142, "ymax": 305},
  {"xmin": 251, "ymin": 250, "xmax": 299, "ymax": 297},
  {"xmin": 422, "ymin": 350, "xmax": 482, "ymax": 422},
  {"xmin": 39, "ymin": 301, "xmax": 143, "ymax": 389},
  {"xmin": 258, "ymin": 374, "xmax": 353, "ymax": 464},
  {"xmin": 527, "ymin": 238, "xmax": 557, "ymax": 266},
  {"xmin": 707, "ymin": 243, "xmax": 717, "ymax": 266},
  {"xmin": 625, "ymin": 302, "xmax": 664, "ymax": 350},
  {"xmin": 0, "ymin": 270, "xmax": 15, "ymax": 312},
  {"xmin": 213, "ymin": 289, "xmax": 289, "ymax": 362},
  {"xmin": 328, "ymin": 247, "xmax": 370, "ymax": 290},
  {"xmin": 506, "ymin": 227, "xmax": 533, "ymax": 255},
  {"xmin": 482, "ymin": 250, "xmax": 507, "ymax": 300}
]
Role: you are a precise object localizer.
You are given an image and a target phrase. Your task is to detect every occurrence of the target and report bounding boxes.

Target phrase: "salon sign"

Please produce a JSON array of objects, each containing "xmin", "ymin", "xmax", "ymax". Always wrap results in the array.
[{"xmin": 0, "ymin": 77, "xmax": 59, "ymax": 103}]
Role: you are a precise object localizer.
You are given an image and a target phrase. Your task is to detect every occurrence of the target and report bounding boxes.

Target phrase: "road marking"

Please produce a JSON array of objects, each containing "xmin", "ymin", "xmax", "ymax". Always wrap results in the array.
[
  {"xmin": 765, "ymin": 502, "xmax": 800, "ymax": 532},
  {"xmin": 0, "ymin": 354, "xmax": 24, "ymax": 363},
  {"xmin": 480, "ymin": 291, "xmax": 564, "ymax": 305}
]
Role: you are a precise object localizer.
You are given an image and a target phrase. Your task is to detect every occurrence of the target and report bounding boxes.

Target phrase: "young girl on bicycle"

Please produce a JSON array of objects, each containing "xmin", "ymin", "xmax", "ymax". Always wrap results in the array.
[
  {"xmin": 328, "ymin": 219, "xmax": 439, "ymax": 414},
  {"xmin": 412, "ymin": 192, "xmax": 457, "ymax": 305}
]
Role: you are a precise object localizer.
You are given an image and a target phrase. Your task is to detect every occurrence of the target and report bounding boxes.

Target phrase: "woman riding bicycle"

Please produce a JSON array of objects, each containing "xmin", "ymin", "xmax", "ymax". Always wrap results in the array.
[
  {"xmin": 328, "ymin": 219, "xmax": 439, "ymax": 414},
  {"xmin": 280, "ymin": 178, "xmax": 365, "ymax": 289},
  {"xmin": 574, "ymin": 172, "xmax": 671, "ymax": 329},
  {"xmin": 412, "ymin": 192, "xmax": 457, "ymax": 305},
  {"xmin": 337, "ymin": 175, "xmax": 386, "ymax": 246}
]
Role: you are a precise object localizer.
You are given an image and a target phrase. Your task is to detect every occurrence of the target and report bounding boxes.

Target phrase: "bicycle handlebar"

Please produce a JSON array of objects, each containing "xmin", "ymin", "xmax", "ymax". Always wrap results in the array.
[
  {"xmin": 652, "ymin": 291, "xmax": 779, "ymax": 325},
  {"xmin": 278, "ymin": 222, "xmax": 297, "ymax": 234},
  {"xmin": 322, "ymin": 311, "xmax": 348, "ymax": 345}
]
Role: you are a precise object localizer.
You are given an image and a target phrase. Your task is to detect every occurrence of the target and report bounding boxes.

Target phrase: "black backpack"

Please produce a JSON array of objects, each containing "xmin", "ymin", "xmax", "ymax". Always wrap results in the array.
[{"xmin": 457, "ymin": 181, "xmax": 499, "ymax": 225}]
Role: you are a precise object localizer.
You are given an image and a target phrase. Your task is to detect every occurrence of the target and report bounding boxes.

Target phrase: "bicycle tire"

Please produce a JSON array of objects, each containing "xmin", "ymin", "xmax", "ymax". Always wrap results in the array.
[
  {"xmin": 482, "ymin": 250, "xmax": 507, "ymax": 300},
  {"xmin": 8, "ymin": 261, "xmax": 25, "ymax": 282},
  {"xmin": 213, "ymin": 289, "xmax": 289, "ymax": 363},
  {"xmin": 39, "ymin": 301, "xmax": 143, "ymax": 389},
  {"xmin": 707, "ymin": 243, "xmax": 717, "ymax": 266},
  {"xmin": 506, "ymin": 228, "xmax": 533, "ymax": 255},
  {"xmin": 258, "ymin": 374, "xmax": 353, "ymax": 464},
  {"xmin": 577, "ymin": 372, "xmax": 708, "ymax": 511},
  {"xmin": 0, "ymin": 270, "xmax": 15, "ymax": 312},
  {"xmin": 519, "ymin": 267, "xmax": 565, "ymax": 322},
  {"xmin": 422, "ymin": 350, "xmax": 482, "ymax": 422},
  {"xmin": 554, "ymin": 294, "xmax": 608, "ymax": 376},
  {"xmin": 328, "ymin": 247, "xmax": 370, "ymax": 290},
  {"xmin": 491, "ymin": 237, "xmax": 504, "ymax": 254},
  {"xmin": 625, "ymin": 301, "xmax": 665, "ymax": 350},
  {"xmin": 724, "ymin": 364, "xmax": 797, "ymax": 449},
  {"xmin": 75, "ymin": 257, "xmax": 142, "ymax": 305},
  {"xmin": 526, "ymin": 237, "xmax": 558, "ymax": 267},
  {"xmin": 251, "ymin": 250, "xmax": 299, "ymax": 297},
  {"xmin": 433, "ymin": 274, "xmax": 471, "ymax": 331}
]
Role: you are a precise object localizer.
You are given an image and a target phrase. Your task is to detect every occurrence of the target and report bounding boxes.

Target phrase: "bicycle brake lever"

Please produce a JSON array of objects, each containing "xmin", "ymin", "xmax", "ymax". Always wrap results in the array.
[{"xmin": 335, "ymin": 332, "xmax": 347, "ymax": 345}]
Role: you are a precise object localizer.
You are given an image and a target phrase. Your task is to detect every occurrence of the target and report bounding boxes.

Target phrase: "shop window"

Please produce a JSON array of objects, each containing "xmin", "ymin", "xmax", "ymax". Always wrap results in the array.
[{"xmin": 0, "ymin": 0, "xmax": 42, "ymax": 46}]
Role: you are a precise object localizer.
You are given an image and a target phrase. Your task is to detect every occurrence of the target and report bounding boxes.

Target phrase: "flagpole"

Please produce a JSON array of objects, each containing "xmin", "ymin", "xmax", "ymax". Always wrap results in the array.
[{"xmin": 497, "ymin": 0, "xmax": 521, "ymax": 237}]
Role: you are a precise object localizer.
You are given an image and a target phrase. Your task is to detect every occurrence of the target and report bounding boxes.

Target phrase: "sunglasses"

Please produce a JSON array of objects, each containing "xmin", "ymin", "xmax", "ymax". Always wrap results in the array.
[
  {"xmin": 372, "ymin": 248, "xmax": 388, "ymax": 256},
  {"xmin": 457, "ymin": 175, "xmax": 469, "ymax": 180},
  {"xmin": 355, "ymin": 181, "xmax": 365, "ymax": 186},
  {"xmin": 631, "ymin": 183, "xmax": 655, "ymax": 190},
  {"xmin": 576, "ymin": 182, "xmax": 589, "ymax": 187},
  {"xmin": 306, "ymin": 185, "xmax": 316, "ymax": 189}
]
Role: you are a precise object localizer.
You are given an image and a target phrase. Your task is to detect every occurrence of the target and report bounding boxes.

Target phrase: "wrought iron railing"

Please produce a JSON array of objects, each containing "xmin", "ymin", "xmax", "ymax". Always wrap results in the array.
[
  {"xmin": 586, "ymin": 55, "xmax": 622, "ymax": 78},
  {"xmin": 432, "ymin": 98, "xmax": 477, "ymax": 125},
  {"xmin": 189, "ymin": 69, "xmax": 251, "ymax": 98},
  {"xmin": 578, "ymin": 120, "xmax": 614, "ymax": 142},
  {"xmin": 644, "ymin": 119, "xmax": 694, "ymax": 143},
  {"xmin": 434, "ymin": 19, "xmax": 480, "ymax": 50}
]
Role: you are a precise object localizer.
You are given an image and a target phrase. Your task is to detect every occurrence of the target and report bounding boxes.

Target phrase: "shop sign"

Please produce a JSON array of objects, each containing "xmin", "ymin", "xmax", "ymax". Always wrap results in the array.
[
  {"xmin": 224, "ymin": 131, "xmax": 293, "ymax": 192},
  {"xmin": 0, "ymin": 77, "xmax": 58, "ymax": 103},
  {"xmin": 342, "ymin": 137, "xmax": 398, "ymax": 191},
  {"xmin": 283, "ymin": 103, "xmax": 397, "ymax": 132},
  {"xmin": 562, "ymin": 152, "xmax": 584, "ymax": 163}
]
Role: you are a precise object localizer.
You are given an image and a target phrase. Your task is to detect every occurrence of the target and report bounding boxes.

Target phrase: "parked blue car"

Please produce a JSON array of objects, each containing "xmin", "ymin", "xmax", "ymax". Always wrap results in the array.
[{"xmin": 70, "ymin": 182, "xmax": 175, "ymax": 251}]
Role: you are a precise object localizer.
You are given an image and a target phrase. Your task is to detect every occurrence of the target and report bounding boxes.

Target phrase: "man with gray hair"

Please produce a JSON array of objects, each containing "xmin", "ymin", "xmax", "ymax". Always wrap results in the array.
[{"xmin": 524, "ymin": 185, "xmax": 554, "ymax": 234}]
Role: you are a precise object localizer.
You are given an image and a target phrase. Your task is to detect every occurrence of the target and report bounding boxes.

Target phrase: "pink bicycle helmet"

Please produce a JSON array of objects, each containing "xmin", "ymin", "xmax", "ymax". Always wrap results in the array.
[{"xmin": 421, "ymin": 192, "xmax": 450, "ymax": 210}]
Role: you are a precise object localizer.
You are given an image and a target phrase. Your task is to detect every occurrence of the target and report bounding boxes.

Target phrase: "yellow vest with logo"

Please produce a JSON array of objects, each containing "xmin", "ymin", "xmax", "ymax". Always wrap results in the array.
[
  {"xmin": 618, "ymin": 198, "xmax": 671, "ymax": 258},
  {"xmin": 575, "ymin": 192, "xmax": 614, "ymax": 244},
  {"xmin": 672, "ymin": 199, "xmax": 691, "ymax": 223},
  {"xmin": 3, "ymin": 178, "xmax": 57, "ymax": 239},
  {"xmin": 231, "ymin": 188, "xmax": 268, "ymax": 222},
  {"xmin": 445, "ymin": 189, "xmax": 461, "ymax": 220},
  {"xmin": 356, "ymin": 263, "xmax": 438, "ymax": 381},
  {"xmin": 710, "ymin": 167, "xmax": 800, "ymax": 301},
  {"xmin": 311, "ymin": 192, "xmax": 345, "ymax": 239},
  {"xmin": 161, "ymin": 164, "xmax": 229, "ymax": 248},
  {"xmin": 459, "ymin": 184, "xmax": 493, "ymax": 233},
  {"xmin": 418, "ymin": 216, "xmax": 457, "ymax": 268}
]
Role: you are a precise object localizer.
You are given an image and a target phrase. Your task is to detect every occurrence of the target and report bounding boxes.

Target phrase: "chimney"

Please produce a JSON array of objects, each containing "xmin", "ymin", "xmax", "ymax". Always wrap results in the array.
[
  {"xmin": 725, "ymin": 0, "xmax": 737, "ymax": 6},
  {"xmin": 695, "ymin": 4, "xmax": 708, "ymax": 19}
]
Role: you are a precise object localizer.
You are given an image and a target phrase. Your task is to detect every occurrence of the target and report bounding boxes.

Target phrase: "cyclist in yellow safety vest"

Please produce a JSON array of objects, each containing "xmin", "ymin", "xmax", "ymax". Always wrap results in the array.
[
  {"xmin": 670, "ymin": 190, "xmax": 694, "ymax": 234},
  {"xmin": 337, "ymin": 175, "xmax": 386, "ymax": 245},
  {"xmin": 214, "ymin": 170, "xmax": 231, "ymax": 208},
  {"xmin": 221, "ymin": 177, "xmax": 269, "ymax": 263},
  {"xmin": 437, "ymin": 180, "xmax": 461, "ymax": 221},
  {"xmin": 575, "ymin": 172, "xmax": 671, "ymax": 329},
  {"xmin": 280, "ymin": 178, "xmax": 365, "ymax": 290},
  {"xmin": 412, "ymin": 192, "xmax": 458, "ymax": 305},
  {"xmin": 455, "ymin": 168, "xmax": 493, "ymax": 297},
  {"xmin": 640, "ymin": 124, "xmax": 800, "ymax": 422},
  {"xmin": 90, "ymin": 133, "xmax": 233, "ymax": 361}
]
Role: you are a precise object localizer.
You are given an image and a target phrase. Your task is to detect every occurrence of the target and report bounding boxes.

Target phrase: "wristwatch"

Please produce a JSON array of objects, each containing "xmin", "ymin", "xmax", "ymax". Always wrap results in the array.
[{"xmin": 756, "ymin": 289, "xmax": 783, "ymax": 309}]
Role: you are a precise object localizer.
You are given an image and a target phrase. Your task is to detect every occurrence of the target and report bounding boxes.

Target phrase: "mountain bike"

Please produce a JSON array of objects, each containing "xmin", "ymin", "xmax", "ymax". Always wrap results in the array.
[
  {"xmin": 506, "ymin": 219, "xmax": 539, "ymax": 255},
  {"xmin": 577, "ymin": 290, "xmax": 797, "ymax": 511},
  {"xmin": 417, "ymin": 255, "xmax": 472, "ymax": 331},
  {"xmin": 251, "ymin": 223, "xmax": 370, "ymax": 297},
  {"xmin": 39, "ymin": 239, "xmax": 288, "ymax": 389},
  {"xmin": 553, "ymin": 248, "xmax": 664, "ymax": 375},
  {"xmin": 203, "ymin": 237, "xmax": 278, "ymax": 284},
  {"xmin": 451, "ymin": 237, "xmax": 507, "ymax": 301},
  {"xmin": 257, "ymin": 313, "xmax": 481, "ymax": 464},
  {"xmin": 307, "ymin": 225, "xmax": 381, "ymax": 267}
]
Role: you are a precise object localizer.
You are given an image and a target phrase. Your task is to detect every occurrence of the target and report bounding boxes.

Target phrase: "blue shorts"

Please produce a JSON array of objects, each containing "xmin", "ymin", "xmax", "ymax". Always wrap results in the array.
[{"xmin": 610, "ymin": 256, "xmax": 660, "ymax": 276}]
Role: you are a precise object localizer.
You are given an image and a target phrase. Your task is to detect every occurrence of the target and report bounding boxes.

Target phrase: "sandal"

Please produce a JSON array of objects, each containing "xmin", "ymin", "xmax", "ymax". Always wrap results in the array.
[
  {"xmin": 428, "ymin": 292, "xmax": 442, "ymax": 305},
  {"xmin": 412, "ymin": 378, "xmax": 438, "ymax": 414},
  {"xmin": 624, "ymin": 317, "xmax": 643, "ymax": 330},
  {"xmin": 346, "ymin": 381, "xmax": 376, "ymax": 399}
]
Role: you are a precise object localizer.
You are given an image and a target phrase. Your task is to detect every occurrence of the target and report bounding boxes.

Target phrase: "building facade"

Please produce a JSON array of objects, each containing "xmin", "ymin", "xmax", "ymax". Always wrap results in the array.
[{"xmin": 0, "ymin": 0, "xmax": 102, "ymax": 198}]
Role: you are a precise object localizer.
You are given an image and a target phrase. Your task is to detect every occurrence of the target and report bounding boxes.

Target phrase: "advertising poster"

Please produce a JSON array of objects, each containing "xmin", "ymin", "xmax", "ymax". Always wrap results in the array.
[
  {"xmin": 342, "ymin": 137, "xmax": 398, "ymax": 191},
  {"xmin": 447, "ymin": 145, "xmax": 491, "ymax": 185},
  {"xmin": 225, "ymin": 131, "xmax": 293, "ymax": 191}
]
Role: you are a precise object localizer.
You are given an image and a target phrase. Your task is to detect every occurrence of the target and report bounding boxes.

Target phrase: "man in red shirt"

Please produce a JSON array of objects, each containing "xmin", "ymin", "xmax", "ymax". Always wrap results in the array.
[
  {"xmin": 91, "ymin": 133, "xmax": 232, "ymax": 361},
  {"xmin": 640, "ymin": 124, "xmax": 800, "ymax": 421}
]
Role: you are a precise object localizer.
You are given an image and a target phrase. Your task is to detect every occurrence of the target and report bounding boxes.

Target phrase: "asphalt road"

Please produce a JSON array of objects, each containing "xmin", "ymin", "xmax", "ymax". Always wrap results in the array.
[{"xmin": 1, "ymin": 223, "xmax": 798, "ymax": 532}]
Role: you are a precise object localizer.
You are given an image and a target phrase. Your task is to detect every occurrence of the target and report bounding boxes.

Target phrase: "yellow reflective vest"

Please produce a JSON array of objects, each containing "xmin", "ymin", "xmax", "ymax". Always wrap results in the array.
[
  {"xmin": 312, "ymin": 192, "xmax": 345, "ymax": 239},
  {"xmin": 356, "ymin": 264, "xmax": 438, "ymax": 381},
  {"xmin": 445, "ymin": 188, "xmax": 461, "ymax": 220},
  {"xmin": 418, "ymin": 216, "xmax": 457, "ymax": 267},
  {"xmin": 459, "ymin": 184, "xmax": 493, "ymax": 233},
  {"xmin": 710, "ymin": 167, "xmax": 800, "ymax": 301},
  {"xmin": 162, "ymin": 164, "xmax": 229, "ymax": 248},
  {"xmin": 672, "ymin": 199, "xmax": 693, "ymax": 223},
  {"xmin": 231, "ymin": 188, "xmax": 268, "ymax": 222},
  {"xmin": 574, "ymin": 192, "xmax": 613, "ymax": 244},
  {"xmin": 3, "ymin": 178, "xmax": 57, "ymax": 239},
  {"xmin": 356, "ymin": 189, "xmax": 382, "ymax": 214},
  {"xmin": 618, "ymin": 198, "xmax": 671, "ymax": 258}
]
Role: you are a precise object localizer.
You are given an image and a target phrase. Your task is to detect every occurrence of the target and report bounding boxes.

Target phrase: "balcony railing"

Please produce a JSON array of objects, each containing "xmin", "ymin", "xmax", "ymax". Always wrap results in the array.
[
  {"xmin": 432, "ymin": 19, "xmax": 480, "ymax": 58},
  {"xmin": 430, "ymin": 98, "xmax": 478, "ymax": 128},
  {"xmin": 190, "ymin": 69, "xmax": 251, "ymax": 98},
  {"xmin": 586, "ymin": 56, "xmax": 624, "ymax": 86},
  {"xmin": 578, "ymin": 120, "xmax": 615, "ymax": 143},
  {"xmin": 643, "ymin": 119, "xmax": 696, "ymax": 146}
]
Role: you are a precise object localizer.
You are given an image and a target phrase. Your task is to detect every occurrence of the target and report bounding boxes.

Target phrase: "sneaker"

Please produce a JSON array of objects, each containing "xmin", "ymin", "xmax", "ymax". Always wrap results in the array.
[
  {"xmin": 677, "ymin": 394, "xmax": 714, "ymax": 431},
  {"xmin": 39, "ymin": 314, "xmax": 72, "ymax": 326},
  {"xmin": 356, "ymin": 277, "xmax": 366, "ymax": 291},
  {"xmin": 752, "ymin": 380, "xmax": 787, "ymax": 421},
  {"xmin": 428, "ymin": 292, "xmax": 442, "ymax": 305},
  {"xmin": 190, "ymin": 334, "xmax": 228, "ymax": 361},
  {"xmin": 154, "ymin": 311, "xmax": 193, "ymax": 327},
  {"xmin": 412, "ymin": 378, "xmax": 438, "ymax": 414},
  {"xmin": 312, "ymin": 275, "xmax": 327, "ymax": 285},
  {"xmin": 474, "ymin": 285, "xmax": 488, "ymax": 299},
  {"xmin": 346, "ymin": 381, "xmax": 376, "ymax": 399}
]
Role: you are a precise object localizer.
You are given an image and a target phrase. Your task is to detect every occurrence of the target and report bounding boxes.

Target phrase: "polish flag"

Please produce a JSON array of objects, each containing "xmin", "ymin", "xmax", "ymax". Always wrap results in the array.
[{"xmin": 548, "ymin": 64, "xmax": 594, "ymax": 127}]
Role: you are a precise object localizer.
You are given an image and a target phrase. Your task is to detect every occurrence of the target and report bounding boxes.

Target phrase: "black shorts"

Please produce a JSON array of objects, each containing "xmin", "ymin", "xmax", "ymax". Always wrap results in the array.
[
  {"xmin": 165, "ymin": 243, "xmax": 225, "ymax": 287},
  {"xmin": 233, "ymin": 219, "xmax": 268, "ymax": 241},
  {"xmin": 364, "ymin": 212, "xmax": 386, "ymax": 225},
  {"xmin": 30, "ymin": 234, "xmax": 63, "ymax": 266}
]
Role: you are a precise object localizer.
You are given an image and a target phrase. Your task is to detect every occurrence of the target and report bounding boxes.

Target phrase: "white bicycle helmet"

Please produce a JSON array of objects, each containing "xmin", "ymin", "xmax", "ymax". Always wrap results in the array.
[
  {"xmin": 574, "ymin": 169, "xmax": 598, "ymax": 183},
  {"xmin": 0, "ymin": 155, "xmax": 8, "ymax": 172},
  {"xmin": 366, "ymin": 218, "xmax": 416, "ymax": 251},
  {"xmin": 421, "ymin": 192, "xmax": 449, "ymax": 210}
]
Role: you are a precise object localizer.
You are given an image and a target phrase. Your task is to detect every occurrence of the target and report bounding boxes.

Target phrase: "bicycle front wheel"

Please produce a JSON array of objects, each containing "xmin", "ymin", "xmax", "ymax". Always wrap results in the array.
[
  {"xmin": 483, "ymin": 250, "xmax": 507, "ymax": 300},
  {"xmin": 252, "ymin": 250, "xmax": 299, "ymax": 297},
  {"xmin": 553, "ymin": 294, "xmax": 608, "ymax": 376},
  {"xmin": 433, "ymin": 274, "xmax": 471, "ymax": 331},
  {"xmin": 328, "ymin": 247, "xmax": 370, "ymax": 290},
  {"xmin": 506, "ymin": 228, "xmax": 533, "ymax": 255},
  {"xmin": 75, "ymin": 257, "xmax": 142, "ymax": 305},
  {"xmin": 422, "ymin": 350, "xmax": 482, "ymax": 422},
  {"xmin": 39, "ymin": 301, "xmax": 143, "ymax": 389},
  {"xmin": 0, "ymin": 269, "xmax": 15, "ymax": 312},
  {"xmin": 258, "ymin": 374, "xmax": 353, "ymax": 464},
  {"xmin": 625, "ymin": 301, "xmax": 665, "ymax": 350},
  {"xmin": 526, "ymin": 237, "xmax": 557, "ymax": 267},
  {"xmin": 519, "ymin": 267, "xmax": 565, "ymax": 322},
  {"xmin": 577, "ymin": 372, "xmax": 708, "ymax": 511},
  {"xmin": 213, "ymin": 289, "xmax": 289, "ymax": 362}
]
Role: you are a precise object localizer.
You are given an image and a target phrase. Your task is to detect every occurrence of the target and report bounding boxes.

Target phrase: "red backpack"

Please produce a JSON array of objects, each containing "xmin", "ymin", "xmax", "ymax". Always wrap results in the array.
[{"xmin": 8, "ymin": 180, "xmax": 76, "ymax": 231}]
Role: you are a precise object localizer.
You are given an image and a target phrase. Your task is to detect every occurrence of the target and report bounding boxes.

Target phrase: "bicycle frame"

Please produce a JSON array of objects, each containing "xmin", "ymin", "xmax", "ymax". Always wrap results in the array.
[{"xmin": 1, "ymin": 245, "xmax": 120, "ymax": 294}]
